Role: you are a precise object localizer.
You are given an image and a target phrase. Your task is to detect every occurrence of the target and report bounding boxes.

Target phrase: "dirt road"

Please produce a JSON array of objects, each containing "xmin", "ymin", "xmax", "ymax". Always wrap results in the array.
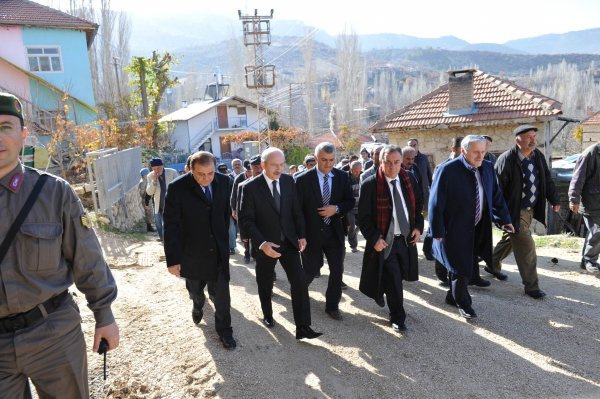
[{"xmin": 79, "ymin": 231, "xmax": 600, "ymax": 398}]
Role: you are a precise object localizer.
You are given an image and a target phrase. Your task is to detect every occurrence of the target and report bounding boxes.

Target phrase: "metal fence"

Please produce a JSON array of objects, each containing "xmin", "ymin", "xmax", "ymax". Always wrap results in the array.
[{"xmin": 87, "ymin": 147, "xmax": 142, "ymax": 215}]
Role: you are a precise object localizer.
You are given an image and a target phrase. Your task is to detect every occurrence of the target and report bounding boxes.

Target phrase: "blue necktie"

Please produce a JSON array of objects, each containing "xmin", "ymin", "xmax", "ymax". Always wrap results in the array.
[{"xmin": 204, "ymin": 185, "xmax": 212, "ymax": 202}]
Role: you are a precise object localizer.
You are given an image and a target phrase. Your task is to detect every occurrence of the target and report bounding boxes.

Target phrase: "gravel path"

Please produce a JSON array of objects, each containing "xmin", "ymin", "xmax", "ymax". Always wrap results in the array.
[{"xmin": 80, "ymin": 231, "xmax": 600, "ymax": 399}]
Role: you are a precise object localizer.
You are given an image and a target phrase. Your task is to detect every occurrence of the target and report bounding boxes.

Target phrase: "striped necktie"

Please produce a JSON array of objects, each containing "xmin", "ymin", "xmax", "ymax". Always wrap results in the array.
[
  {"xmin": 473, "ymin": 170, "xmax": 481, "ymax": 225},
  {"xmin": 322, "ymin": 174, "xmax": 331, "ymax": 225}
]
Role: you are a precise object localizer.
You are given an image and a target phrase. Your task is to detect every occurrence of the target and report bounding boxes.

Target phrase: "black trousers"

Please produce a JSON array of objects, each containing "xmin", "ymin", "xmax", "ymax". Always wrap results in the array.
[
  {"xmin": 448, "ymin": 218, "xmax": 486, "ymax": 309},
  {"xmin": 305, "ymin": 226, "xmax": 345, "ymax": 311},
  {"xmin": 186, "ymin": 270, "xmax": 232, "ymax": 337},
  {"xmin": 383, "ymin": 236, "xmax": 410, "ymax": 325},
  {"xmin": 255, "ymin": 240, "xmax": 311, "ymax": 327}
]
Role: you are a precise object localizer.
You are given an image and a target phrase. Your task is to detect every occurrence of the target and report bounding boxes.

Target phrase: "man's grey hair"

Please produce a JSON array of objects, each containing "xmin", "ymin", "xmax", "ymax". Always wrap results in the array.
[
  {"xmin": 261, "ymin": 147, "xmax": 285, "ymax": 162},
  {"xmin": 231, "ymin": 158, "xmax": 242, "ymax": 165},
  {"xmin": 314, "ymin": 142, "xmax": 336, "ymax": 156},
  {"xmin": 461, "ymin": 135, "xmax": 488, "ymax": 151},
  {"xmin": 401, "ymin": 146, "xmax": 417, "ymax": 156},
  {"xmin": 380, "ymin": 145, "xmax": 403, "ymax": 161},
  {"xmin": 350, "ymin": 160, "xmax": 362, "ymax": 169}
]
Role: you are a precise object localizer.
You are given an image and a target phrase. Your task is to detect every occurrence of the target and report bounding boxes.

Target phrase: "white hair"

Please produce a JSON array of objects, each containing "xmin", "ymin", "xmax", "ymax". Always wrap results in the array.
[
  {"xmin": 461, "ymin": 135, "xmax": 487, "ymax": 151},
  {"xmin": 231, "ymin": 158, "xmax": 242, "ymax": 165},
  {"xmin": 350, "ymin": 160, "xmax": 362, "ymax": 169},
  {"xmin": 261, "ymin": 147, "xmax": 285, "ymax": 162},
  {"xmin": 401, "ymin": 146, "xmax": 417, "ymax": 156}
]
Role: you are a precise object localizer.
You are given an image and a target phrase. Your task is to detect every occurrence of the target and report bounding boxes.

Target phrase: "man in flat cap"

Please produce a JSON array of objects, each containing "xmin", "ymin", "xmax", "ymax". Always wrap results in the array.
[
  {"xmin": 146, "ymin": 157, "xmax": 178, "ymax": 241},
  {"xmin": 489, "ymin": 125, "xmax": 560, "ymax": 299},
  {"xmin": 0, "ymin": 92, "xmax": 119, "ymax": 397}
]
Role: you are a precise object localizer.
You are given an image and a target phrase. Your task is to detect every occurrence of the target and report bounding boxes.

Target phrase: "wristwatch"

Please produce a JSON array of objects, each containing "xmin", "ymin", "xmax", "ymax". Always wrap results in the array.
[{"xmin": 335, "ymin": 205, "xmax": 340, "ymax": 214}]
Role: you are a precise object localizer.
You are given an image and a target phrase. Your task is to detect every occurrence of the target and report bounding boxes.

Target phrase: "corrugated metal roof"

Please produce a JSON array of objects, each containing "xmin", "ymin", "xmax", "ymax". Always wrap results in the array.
[
  {"xmin": 159, "ymin": 96, "xmax": 260, "ymax": 123},
  {"xmin": 371, "ymin": 70, "xmax": 562, "ymax": 132}
]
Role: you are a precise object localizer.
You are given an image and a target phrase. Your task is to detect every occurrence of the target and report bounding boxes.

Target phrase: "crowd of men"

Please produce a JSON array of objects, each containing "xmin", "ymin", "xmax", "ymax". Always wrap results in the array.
[
  {"xmin": 2, "ymin": 86, "xmax": 599, "ymax": 396},
  {"xmin": 153, "ymin": 123, "xmax": 600, "ymax": 347}
]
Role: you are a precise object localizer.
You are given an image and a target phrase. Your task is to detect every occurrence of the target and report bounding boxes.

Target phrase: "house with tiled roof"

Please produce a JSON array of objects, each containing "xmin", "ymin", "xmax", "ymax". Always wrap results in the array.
[
  {"xmin": 370, "ymin": 69, "xmax": 566, "ymax": 166},
  {"xmin": 581, "ymin": 110, "xmax": 600, "ymax": 145},
  {"xmin": 0, "ymin": 0, "xmax": 98, "ymax": 149}
]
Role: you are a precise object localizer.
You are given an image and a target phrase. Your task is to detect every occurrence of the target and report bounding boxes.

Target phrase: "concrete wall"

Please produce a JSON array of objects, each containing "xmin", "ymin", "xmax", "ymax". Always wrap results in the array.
[
  {"xmin": 106, "ymin": 185, "xmax": 145, "ymax": 232},
  {"xmin": 582, "ymin": 125, "xmax": 600, "ymax": 145}
]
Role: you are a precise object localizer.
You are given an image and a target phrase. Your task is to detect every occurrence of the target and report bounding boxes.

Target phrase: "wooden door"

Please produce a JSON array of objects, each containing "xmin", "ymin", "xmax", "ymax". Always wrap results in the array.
[
  {"xmin": 220, "ymin": 136, "xmax": 231, "ymax": 156},
  {"xmin": 217, "ymin": 106, "xmax": 228, "ymax": 128}
]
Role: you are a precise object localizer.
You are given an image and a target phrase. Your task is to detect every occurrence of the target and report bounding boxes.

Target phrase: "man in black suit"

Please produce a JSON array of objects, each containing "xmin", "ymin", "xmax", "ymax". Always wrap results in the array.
[
  {"xmin": 239, "ymin": 148, "xmax": 322, "ymax": 340},
  {"xmin": 231, "ymin": 156, "xmax": 262, "ymax": 264},
  {"xmin": 295, "ymin": 142, "xmax": 355, "ymax": 320},
  {"xmin": 358, "ymin": 145, "xmax": 424, "ymax": 332},
  {"xmin": 163, "ymin": 151, "xmax": 236, "ymax": 349}
]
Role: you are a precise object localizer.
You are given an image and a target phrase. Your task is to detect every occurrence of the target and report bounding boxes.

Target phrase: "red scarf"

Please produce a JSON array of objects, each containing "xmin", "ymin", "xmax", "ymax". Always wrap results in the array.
[{"xmin": 376, "ymin": 166, "xmax": 416, "ymax": 236}]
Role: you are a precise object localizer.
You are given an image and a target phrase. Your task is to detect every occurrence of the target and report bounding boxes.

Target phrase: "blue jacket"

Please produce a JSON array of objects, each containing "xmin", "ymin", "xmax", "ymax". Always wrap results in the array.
[{"xmin": 428, "ymin": 155, "xmax": 511, "ymax": 276}]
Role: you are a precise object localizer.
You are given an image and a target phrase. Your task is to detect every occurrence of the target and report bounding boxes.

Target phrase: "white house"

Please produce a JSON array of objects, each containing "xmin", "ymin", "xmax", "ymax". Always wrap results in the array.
[{"xmin": 159, "ymin": 96, "xmax": 267, "ymax": 159}]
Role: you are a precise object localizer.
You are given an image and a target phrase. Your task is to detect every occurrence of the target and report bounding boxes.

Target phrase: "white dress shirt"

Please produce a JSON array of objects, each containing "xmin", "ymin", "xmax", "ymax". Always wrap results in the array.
[{"xmin": 385, "ymin": 175, "xmax": 410, "ymax": 236}]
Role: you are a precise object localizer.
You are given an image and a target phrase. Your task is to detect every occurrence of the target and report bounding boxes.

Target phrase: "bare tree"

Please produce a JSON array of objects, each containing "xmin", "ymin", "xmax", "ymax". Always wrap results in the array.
[
  {"xmin": 334, "ymin": 29, "xmax": 366, "ymax": 129},
  {"xmin": 301, "ymin": 28, "xmax": 316, "ymax": 133}
]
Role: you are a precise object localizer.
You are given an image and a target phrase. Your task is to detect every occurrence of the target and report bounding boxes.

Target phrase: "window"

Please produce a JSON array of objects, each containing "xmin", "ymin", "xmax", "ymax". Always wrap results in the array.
[
  {"xmin": 26, "ymin": 47, "xmax": 62, "ymax": 72},
  {"xmin": 237, "ymin": 106, "xmax": 246, "ymax": 115}
]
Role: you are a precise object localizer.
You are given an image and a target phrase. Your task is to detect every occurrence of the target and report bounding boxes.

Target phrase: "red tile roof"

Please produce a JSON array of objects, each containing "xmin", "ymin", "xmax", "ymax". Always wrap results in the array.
[
  {"xmin": 307, "ymin": 131, "xmax": 343, "ymax": 149},
  {"xmin": 582, "ymin": 110, "xmax": 600, "ymax": 125},
  {"xmin": 371, "ymin": 70, "xmax": 562, "ymax": 132},
  {"xmin": 0, "ymin": 0, "xmax": 98, "ymax": 46}
]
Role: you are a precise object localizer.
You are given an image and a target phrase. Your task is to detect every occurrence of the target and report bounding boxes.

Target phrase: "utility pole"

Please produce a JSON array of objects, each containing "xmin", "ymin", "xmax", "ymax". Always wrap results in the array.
[
  {"xmin": 113, "ymin": 57, "xmax": 122, "ymax": 98},
  {"xmin": 239, "ymin": 9, "xmax": 275, "ymax": 145}
]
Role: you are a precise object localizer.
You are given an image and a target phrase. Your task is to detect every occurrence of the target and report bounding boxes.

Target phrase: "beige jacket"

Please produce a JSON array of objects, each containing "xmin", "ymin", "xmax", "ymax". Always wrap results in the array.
[{"xmin": 146, "ymin": 168, "xmax": 178, "ymax": 213}]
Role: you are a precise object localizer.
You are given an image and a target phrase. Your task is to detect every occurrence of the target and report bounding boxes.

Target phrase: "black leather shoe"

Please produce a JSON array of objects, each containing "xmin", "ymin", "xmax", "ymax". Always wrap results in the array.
[
  {"xmin": 146, "ymin": 223, "xmax": 156, "ymax": 232},
  {"xmin": 392, "ymin": 322, "xmax": 407, "ymax": 332},
  {"xmin": 314, "ymin": 271, "xmax": 322, "ymax": 278},
  {"xmin": 458, "ymin": 307, "xmax": 477, "ymax": 319},
  {"xmin": 375, "ymin": 296, "xmax": 385, "ymax": 308},
  {"xmin": 340, "ymin": 281, "xmax": 348, "ymax": 290},
  {"xmin": 220, "ymin": 335, "xmax": 237, "ymax": 350},
  {"xmin": 296, "ymin": 326, "xmax": 323, "ymax": 340},
  {"xmin": 445, "ymin": 292, "xmax": 457, "ymax": 307},
  {"xmin": 325, "ymin": 309, "xmax": 343, "ymax": 320},
  {"xmin": 192, "ymin": 309, "xmax": 203, "ymax": 324},
  {"xmin": 526, "ymin": 289, "xmax": 546, "ymax": 299},
  {"xmin": 229, "ymin": 249, "xmax": 236, "ymax": 255},
  {"xmin": 424, "ymin": 253, "xmax": 434, "ymax": 261},
  {"xmin": 244, "ymin": 256, "xmax": 251, "ymax": 264},
  {"xmin": 262, "ymin": 317, "xmax": 275, "ymax": 328},
  {"xmin": 469, "ymin": 277, "xmax": 491, "ymax": 287},
  {"xmin": 484, "ymin": 267, "xmax": 508, "ymax": 281}
]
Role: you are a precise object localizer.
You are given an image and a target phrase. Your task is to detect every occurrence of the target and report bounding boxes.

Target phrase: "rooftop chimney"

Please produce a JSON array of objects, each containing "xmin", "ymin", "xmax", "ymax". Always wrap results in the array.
[{"xmin": 445, "ymin": 69, "xmax": 476, "ymax": 116}]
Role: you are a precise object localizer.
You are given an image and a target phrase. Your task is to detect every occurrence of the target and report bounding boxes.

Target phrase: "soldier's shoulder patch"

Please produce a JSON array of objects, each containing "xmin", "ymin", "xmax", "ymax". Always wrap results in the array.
[
  {"xmin": 81, "ymin": 213, "xmax": 92, "ymax": 229},
  {"xmin": 8, "ymin": 173, "xmax": 23, "ymax": 192}
]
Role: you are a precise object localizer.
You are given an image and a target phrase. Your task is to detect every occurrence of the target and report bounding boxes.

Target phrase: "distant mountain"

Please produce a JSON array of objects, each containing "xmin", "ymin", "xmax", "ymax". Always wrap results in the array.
[
  {"xmin": 460, "ymin": 43, "xmax": 526, "ymax": 54},
  {"xmin": 129, "ymin": 13, "xmax": 600, "ymax": 56},
  {"xmin": 504, "ymin": 28, "xmax": 600, "ymax": 54}
]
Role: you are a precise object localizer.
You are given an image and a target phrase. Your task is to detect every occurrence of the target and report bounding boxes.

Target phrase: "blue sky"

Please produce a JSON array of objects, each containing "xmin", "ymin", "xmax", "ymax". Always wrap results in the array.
[{"xmin": 41, "ymin": 0, "xmax": 600, "ymax": 43}]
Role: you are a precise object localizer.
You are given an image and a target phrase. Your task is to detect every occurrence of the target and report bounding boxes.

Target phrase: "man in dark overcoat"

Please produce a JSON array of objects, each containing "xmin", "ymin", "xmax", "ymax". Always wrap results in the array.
[
  {"xmin": 163, "ymin": 151, "xmax": 236, "ymax": 349},
  {"xmin": 358, "ymin": 145, "xmax": 424, "ymax": 332},
  {"xmin": 429, "ymin": 135, "xmax": 513, "ymax": 319}
]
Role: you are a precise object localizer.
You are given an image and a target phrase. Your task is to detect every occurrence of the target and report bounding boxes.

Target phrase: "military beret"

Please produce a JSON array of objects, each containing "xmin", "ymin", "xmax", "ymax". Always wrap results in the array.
[
  {"xmin": 140, "ymin": 167, "xmax": 150, "ymax": 177},
  {"xmin": 0, "ymin": 92, "xmax": 24, "ymax": 123},
  {"xmin": 304, "ymin": 155, "xmax": 315, "ymax": 163},
  {"xmin": 250, "ymin": 155, "xmax": 261, "ymax": 166},
  {"xmin": 514, "ymin": 125, "xmax": 538, "ymax": 136},
  {"xmin": 243, "ymin": 159, "xmax": 251, "ymax": 170},
  {"xmin": 482, "ymin": 135, "xmax": 493, "ymax": 142},
  {"xmin": 149, "ymin": 157, "xmax": 163, "ymax": 167},
  {"xmin": 360, "ymin": 147, "xmax": 368, "ymax": 154}
]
